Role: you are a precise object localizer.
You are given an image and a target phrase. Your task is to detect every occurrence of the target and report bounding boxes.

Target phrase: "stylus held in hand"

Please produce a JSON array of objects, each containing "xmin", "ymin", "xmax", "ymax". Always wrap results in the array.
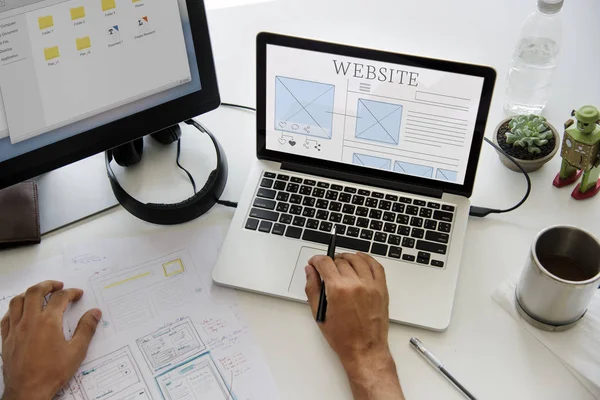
[
  {"xmin": 410, "ymin": 337, "xmax": 478, "ymax": 400},
  {"xmin": 316, "ymin": 227, "xmax": 337, "ymax": 323}
]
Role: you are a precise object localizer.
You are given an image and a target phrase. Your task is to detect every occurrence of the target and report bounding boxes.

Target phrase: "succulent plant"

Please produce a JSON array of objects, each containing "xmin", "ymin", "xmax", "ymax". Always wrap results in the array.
[{"xmin": 505, "ymin": 114, "xmax": 553, "ymax": 154}]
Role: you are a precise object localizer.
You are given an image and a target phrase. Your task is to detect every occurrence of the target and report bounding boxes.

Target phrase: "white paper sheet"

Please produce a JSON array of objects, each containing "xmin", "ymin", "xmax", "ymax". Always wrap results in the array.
[{"xmin": 493, "ymin": 276, "xmax": 600, "ymax": 399}]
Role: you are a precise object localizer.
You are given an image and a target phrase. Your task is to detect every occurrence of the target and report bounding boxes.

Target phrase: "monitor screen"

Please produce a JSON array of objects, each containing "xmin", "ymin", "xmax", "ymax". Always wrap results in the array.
[
  {"xmin": 264, "ymin": 44, "xmax": 486, "ymax": 186},
  {"xmin": 0, "ymin": 0, "xmax": 218, "ymax": 187}
]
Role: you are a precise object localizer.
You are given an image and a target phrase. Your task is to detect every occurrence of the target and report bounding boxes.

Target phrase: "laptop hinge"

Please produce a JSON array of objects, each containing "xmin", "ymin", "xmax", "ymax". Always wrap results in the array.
[{"xmin": 281, "ymin": 162, "xmax": 444, "ymax": 199}]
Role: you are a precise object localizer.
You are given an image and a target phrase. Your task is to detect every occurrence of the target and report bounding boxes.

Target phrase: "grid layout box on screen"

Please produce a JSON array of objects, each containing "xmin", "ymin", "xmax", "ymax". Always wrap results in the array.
[{"xmin": 266, "ymin": 45, "xmax": 485, "ymax": 185}]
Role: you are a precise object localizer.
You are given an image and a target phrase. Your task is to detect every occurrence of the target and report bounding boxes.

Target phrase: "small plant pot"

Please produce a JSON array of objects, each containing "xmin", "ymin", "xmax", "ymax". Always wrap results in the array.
[{"xmin": 493, "ymin": 117, "xmax": 560, "ymax": 173}]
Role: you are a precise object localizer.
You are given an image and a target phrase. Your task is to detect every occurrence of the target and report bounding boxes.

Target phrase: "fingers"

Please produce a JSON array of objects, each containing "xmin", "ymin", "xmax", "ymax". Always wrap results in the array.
[
  {"xmin": 8, "ymin": 294, "xmax": 24, "ymax": 325},
  {"xmin": 308, "ymin": 255, "xmax": 340, "ymax": 283},
  {"xmin": 70, "ymin": 309, "xmax": 102, "ymax": 361},
  {"xmin": 304, "ymin": 265, "xmax": 321, "ymax": 319},
  {"xmin": 356, "ymin": 253, "xmax": 387, "ymax": 283},
  {"xmin": 1, "ymin": 313, "xmax": 9, "ymax": 343},
  {"xmin": 46, "ymin": 289, "xmax": 84, "ymax": 316},
  {"xmin": 334, "ymin": 258, "xmax": 358, "ymax": 278},
  {"xmin": 337, "ymin": 253, "xmax": 373, "ymax": 279},
  {"xmin": 23, "ymin": 281, "xmax": 64, "ymax": 318}
]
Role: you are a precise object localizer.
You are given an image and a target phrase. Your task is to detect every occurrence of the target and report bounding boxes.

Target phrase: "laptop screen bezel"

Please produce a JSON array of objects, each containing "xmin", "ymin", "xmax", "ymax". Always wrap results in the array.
[{"xmin": 256, "ymin": 32, "xmax": 496, "ymax": 198}]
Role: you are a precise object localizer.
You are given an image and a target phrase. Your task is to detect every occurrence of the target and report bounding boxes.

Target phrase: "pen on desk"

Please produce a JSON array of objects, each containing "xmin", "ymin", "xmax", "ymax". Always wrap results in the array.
[
  {"xmin": 410, "ymin": 337, "xmax": 478, "ymax": 400},
  {"xmin": 316, "ymin": 226, "xmax": 337, "ymax": 323}
]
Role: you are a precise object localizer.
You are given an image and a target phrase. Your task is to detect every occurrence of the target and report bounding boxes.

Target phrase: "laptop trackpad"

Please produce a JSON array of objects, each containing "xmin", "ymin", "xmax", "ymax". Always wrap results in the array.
[{"xmin": 288, "ymin": 246, "xmax": 326, "ymax": 300}]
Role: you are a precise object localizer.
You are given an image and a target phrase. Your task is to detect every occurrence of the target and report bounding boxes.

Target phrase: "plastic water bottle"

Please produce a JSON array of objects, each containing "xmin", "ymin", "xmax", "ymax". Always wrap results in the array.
[{"xmin": 504, "ymin": 0, "xmax": 563, "ymax": 115}]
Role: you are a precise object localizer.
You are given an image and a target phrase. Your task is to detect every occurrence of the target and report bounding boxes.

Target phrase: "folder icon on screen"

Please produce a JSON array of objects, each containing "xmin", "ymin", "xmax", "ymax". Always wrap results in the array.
[
  {"xmin": 76, "ymin": 36, "xmax": 91, "ymax": 51},
  {"xmin": 101, "ymin": 0, "xmax": 116, "ymax": 11},
  {"xmin": 44, "ymin": 46, "xmax": 60, "ymax": 61},
  {"xmin": 132, "ymin": 0, "xmax": 142, "ymax": 2},
  {"xmin": 70, "ymin": 6, "xmax": 86, "ymax": 20},
  {"xmin": 38, "ymin": 15, "xmax": 54, "ymax": 30}
]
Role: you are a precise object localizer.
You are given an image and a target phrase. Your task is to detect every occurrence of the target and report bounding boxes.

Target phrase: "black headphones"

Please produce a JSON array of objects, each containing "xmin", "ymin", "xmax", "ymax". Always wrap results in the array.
[{"xmin": 105, "ymin": 119, "xmax": 228, "ymax": 225}]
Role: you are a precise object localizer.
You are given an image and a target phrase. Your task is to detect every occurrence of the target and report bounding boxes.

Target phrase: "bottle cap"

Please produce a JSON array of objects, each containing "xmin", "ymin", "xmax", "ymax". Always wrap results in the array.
[{"xmin": 538, "ymin": 0, "xmax": 564, "ymax": 14}]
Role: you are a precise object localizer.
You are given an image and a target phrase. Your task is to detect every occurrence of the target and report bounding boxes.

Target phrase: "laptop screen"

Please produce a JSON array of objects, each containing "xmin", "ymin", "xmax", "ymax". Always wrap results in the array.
[{"xmin": 265, "ymin": 44, "xmax": 486, "ymax": 186}]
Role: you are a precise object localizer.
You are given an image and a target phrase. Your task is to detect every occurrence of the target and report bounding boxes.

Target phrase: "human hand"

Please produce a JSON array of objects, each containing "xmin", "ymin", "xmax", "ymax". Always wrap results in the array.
[
  {"xmin": 305, "ymin": 253, "xmax": 404, "ymax": 400},
  {"xmin": 1, "ymin": 281, "xmax": 102, "ymax": 400}
]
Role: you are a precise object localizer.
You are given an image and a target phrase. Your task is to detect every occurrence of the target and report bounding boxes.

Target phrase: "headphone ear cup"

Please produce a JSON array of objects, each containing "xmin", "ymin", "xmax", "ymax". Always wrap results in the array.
[
  {"xmin": 112, "ymin": 138, "xmax": 144, "ymax": 167},
  {"xmin": 151, "ymin": 125, "xmax": 182, "ymax": 145}
]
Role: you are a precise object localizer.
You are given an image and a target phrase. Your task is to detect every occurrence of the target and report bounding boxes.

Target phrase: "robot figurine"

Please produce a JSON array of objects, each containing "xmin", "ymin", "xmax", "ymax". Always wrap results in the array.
[{"xmin": 553, "ymin": 105, "xmax": 600, "ymax": 200}]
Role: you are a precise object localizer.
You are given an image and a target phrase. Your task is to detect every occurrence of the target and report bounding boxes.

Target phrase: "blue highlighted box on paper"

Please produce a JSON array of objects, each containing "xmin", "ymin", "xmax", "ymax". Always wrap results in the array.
[
  {"xmin": 355, "ymin": 99, "xmax": 403, "ymax": 145},
  {"xmin": 275, "ymin": 76, "xmax": 335, "ymax": 139},
  {"xmin": 394, "ymin": 161, "xmax": 433, "ymax": 178},
  {"xmin": 436, "ymin": 168, "xmax": 458, "ymax": 182},
  {"xmin": 352, "ymin": 153, "xmax": 392, "ymax": 171}
]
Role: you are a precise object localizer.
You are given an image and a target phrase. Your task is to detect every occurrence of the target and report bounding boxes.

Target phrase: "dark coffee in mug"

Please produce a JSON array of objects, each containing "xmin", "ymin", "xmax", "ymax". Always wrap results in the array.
[{"xmin": 538, "ymin": 254, "xmax": 598, "ymax": 282}]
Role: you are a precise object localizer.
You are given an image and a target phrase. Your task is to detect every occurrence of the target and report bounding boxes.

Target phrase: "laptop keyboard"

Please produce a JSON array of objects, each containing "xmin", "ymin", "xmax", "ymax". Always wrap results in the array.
[{"xmin": 244, "ymin": 171, "xmax": 456, "ymax": 268}]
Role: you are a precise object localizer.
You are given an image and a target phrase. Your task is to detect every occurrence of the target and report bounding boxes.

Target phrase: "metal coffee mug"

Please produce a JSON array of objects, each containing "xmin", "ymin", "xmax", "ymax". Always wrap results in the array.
[{"xmin": 516, "ymin": 225, "xmax": 600, "ymax": 331}]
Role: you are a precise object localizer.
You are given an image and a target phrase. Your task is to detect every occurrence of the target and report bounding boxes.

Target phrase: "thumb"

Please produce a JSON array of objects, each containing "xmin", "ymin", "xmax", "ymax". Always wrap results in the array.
[
  {"xmin": 70, "ymin": 309, "xmax": 102, "ymax": 359},
  {"xmin": 304, "ymin": 265, "xmax": 322, "ymax": 319}
]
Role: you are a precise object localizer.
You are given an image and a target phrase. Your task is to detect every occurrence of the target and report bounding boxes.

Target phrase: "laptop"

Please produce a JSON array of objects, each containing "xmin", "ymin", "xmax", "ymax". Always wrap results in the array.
[{"xmin": 213, "ymin": 32, "xmax": 496, "ymax": 331}]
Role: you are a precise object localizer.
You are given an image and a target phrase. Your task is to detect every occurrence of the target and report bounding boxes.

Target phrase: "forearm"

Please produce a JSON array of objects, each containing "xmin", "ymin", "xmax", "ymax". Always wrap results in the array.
[{"xmin": 344, "ymin": 352, "xmax": 405, "ymax": 400}]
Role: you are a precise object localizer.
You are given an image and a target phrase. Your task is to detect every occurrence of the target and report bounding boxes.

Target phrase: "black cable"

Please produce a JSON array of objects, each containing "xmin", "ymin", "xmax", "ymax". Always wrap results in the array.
[
  {"xmin": 469, "ymin": 137, "xmax": 532, "ymax": 217},
  {"xmin": 175, "ymin": 138, "xmax": 197, "ymax": 195},
  {"xmin": 221, "ymin": 102, "xmax": 256, "ymax": 112},
  {"xmin": 216, "ymin": 200, "xmax": 238, "ymax": 208}
]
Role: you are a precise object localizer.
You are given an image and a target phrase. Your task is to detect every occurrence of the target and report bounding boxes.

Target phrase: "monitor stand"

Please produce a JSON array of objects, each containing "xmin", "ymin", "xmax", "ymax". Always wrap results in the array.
[{"xmin": 34, "ymin": 153, "xmax": 119, "ymax": 235}]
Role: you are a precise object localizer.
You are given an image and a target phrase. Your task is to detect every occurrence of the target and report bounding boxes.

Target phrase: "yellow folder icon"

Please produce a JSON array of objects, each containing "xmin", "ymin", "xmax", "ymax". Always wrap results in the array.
[
  {"xmin": 132, "ymin": 0, "xmax": 141, "ymax": 2},
  {"xmin": 44, "ymin": 46, "xmax": 60, "ymax": 61},
  {"xmin": 76, "ymin": 37, "xmax": 91, "ymax": 51},
  {"xmin": 70, "ymin": 6, "xmax": 86, "ymax": 20},
  {"xmin": 38, "ymin": 15, "xmax": 54, "ymax": 30},
  {"xmin": 101, "ymin": 0, "xmax": 116, "ymax": 11}
]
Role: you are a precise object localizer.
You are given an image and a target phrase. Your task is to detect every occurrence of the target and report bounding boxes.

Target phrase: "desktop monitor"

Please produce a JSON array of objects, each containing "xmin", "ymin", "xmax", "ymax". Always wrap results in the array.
[{"xmin": 0, "ymin": 0, "xmax": 220, "ymax": 189}]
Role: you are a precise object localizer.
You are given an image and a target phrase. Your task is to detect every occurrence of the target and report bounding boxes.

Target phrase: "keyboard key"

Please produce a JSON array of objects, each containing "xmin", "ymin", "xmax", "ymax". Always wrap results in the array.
[
  {"xmin": 442, "ymin": 205, "xmax": 455, "ymax": 212},
  {"xmin": 356, "ymin": 217, "xmax": 369, "ymax": 228},
  {"xmin": 326, "ymin": 191, "xmax": 339, "ymax": 200},
  {"xmin": 335, "ymin": 225, "xmax": 346, "ymax": 235},
  {"xmin": 316, "ymin": 199, "xmax": 329, "ymax": 209},
  {"xmin": 358, "ymin": 189, "xmax": 371, "ymax": 196},
  {"xmin": 347, "ymin": 227, "xmax": 360, "ymax": 237},
  {"xmin": 374, "ymin": 232, "xmax": 387, "ymax": 243},
  {"xmin": 291, "ymin": 177, "xmax": 303, "ymax": 183},
  {"xmin": 418, "ymin": 251, "xmax": 431, "ymax": 261},
  {"xmin": 260, "ymin": 178, "xmax": 274, "ymax": 188},
  {"xmin": 352, "ymin": 195, "xmax": 365, "ymax": 206},
  {"xmin": 302, "ymin": 229, "xmax": 331, "ymax": 245},
  {"xmin": 382, "ymin": 212, "xmax": 395, "ymax": 222},
  {"xmin": 397, "ymin": 226, "xmax": 410, "ymax": 236},
  {"xmin": 388, "ymin": 235, "xmax": 401, "ymax": 245},
  {"xmin": 315, "ymin": 210, "xmax": 329, "ymax": 220},
  {"xmin": 370, "ymin": 220, "xmax": 383, "ymax": 231},
  {"xmin": 245, "ymin": 218, "xmax": 259, "ymax": 230},
  {"xmin": 406, "ymin": 205, "xmax": 419, "ymax": 215},
  {"xmin": 343, "ymin": 215, "xmax": 356, "ymax": 225},
  {"xmin": 424, "ymin": 220, "xmax": 437, "ymax": 230},
  {"xmin": 339, "ymin": 193, "xmax": 352, "ymax": 203},
  {"xmin": 293, "ymin": 216, "xmax": 306, "ymax": 227},
  {"xmin": 302, "ymin": 197, "xmax": 316, "ymax": 207},
  {"xmin": 290, "ymin": 194, "xmax": 302, "ymax": 204},
  {"xmin": 397, "ymin": 215, "xmax": 409, "ymax": 225},
  {"xmin": 299, "ymin": 185, "xmax": 313, "ymax": 195},
  {"xmin": 416, "ymin": 240, "xmax": 447, "ymax": 255},
  {"xmin": 360, "ymin": 229, "xmax": 374, "ymax": 240},
  {"xmin": 371, "ymin": 243, "xmax": 388, "ymax": 256},
  {"xmin": 276, "ymin": 192, "xmax": 290, "ymax": 202},
  {"xmin": 411, "ymin": 228, "xmax": 425, "ymax": 239},
  {"xmin": 372, "ymin": 192, "xmax": 384, "ymax": 199},
  {"xmin": 264, "ymin": 172, "xmax": 276, "ymax": 178},
  {"xmin": 388, "ymin": 246, "xmax": 402, "ymax": 258},
  {"xmin": 290, "ymin": 205, "xmax": 302, "ymax": 215},
  {"xmin": 369, "ymin": 209, "xmax": 382, "ymax": 220},
  {"xmin": 366, "ymin": 198, "xmax": 378, "ymax": 208},
  {"xmin": 438, "ymin": 222, "xmax": 452, "ymax": 233},
  {"xmin": 259, "ymin": 221, "xmax": 272, "ymax": 233},
  {"xmin": 337, "ymin": 236, "xmax": 371, "ymax": 252},
  {"xmin": 414, "ymin": 199, "xmax": 426, "ymax": 206},
  {"xmin": 385, "ymin": 194, "xmax": 399, "ymax": 202},
  {"xmin": 384, "ymin": 223, "xmax": 396, "ymax": 233},
  {"xmin": 274, "ymin": 180, "xmax": 287, "ymax": 190},
  {"xmin": 402, "ymin": 237, "xmax": 415, "ymax": 248},
  {"xmin": 427, "ymin": 202, "xmax": 441, "ymax": 210},
  {"xmin": 254, "ymin": 198, "xmax": 276, "ymax": 210},
  {"xmin": 272, "ymin": 223, "xmax": 286, "ymax": 235},
  {"xmin": 318, "ymin": 182, "xmax": 330, "ymax": 188},
  {"xmin": 343, "ymin": 204, "xmax": 356, "ymax": 214},
  {"xmin": 417, "ymin": 256, "xmax": 429, "ymax": 264},
  {"xmin": 419, "ymin": 208, "xmax": 433, "ymax": 219},
  {"xmin": 319, "ymin": 221, "xmax": 333, "ymax": 232},
  {"xmin": 344, "ymin": 187, "xmax": 357, "ymax": 193},
  {"xmin": 286, "ymin": 183, "xmax": 299, "ymax": 193},
  {"xmin": 285, "ymin": 226, "xmax": 302, "ymax": 238},
  {"xmin": 306, "ymin": 219, "xmax": 319, "ymax": 230},
  {"xmin": 249, "ymin": 208, "xmax": 279, "ymax": 221},
  {"xmin": 378, "ymin": 200, "xmax": 392, "ymax": 211},
  {"xmin": 433, "ymin": 210, "xmax": 453, "ymax": 222},
  {"xmin": 304, "ymin": 179, "xmax": 316, "ymax": 186},
  {"xmin": 402, "ymin": 254, "xmax": 416, "ymax": 262},
  {"xmin": 330, "ymin": 213, "xmax": 342, "ymax": 223},
  {"xmin": 399, "ymin": 197, "xmax": 412, "ymax": 204},
  {"xmin": 302, "ymin": 208, "xmax": 316, "ymax": 218},
  {"xmin": 277, "ymin": 174, "xmax": 289, "ymax": 181},
  {"xmin": 431, "ymin": 260, "xmax": 444, "ymax": 268},
  {"xmin": 313, "ymin": 188, "xmax": 326, "ymax": 198},
  {"xmin": 392, "ymin": 203, "xmax": 405, "ymax": 213},
  {"xmin": 425, "ymin": 231, "xmax": 450, "ymax": 244},
  {"xmin": 276, "ymin": 202, "xmax": 290, "ymax": 213},
  {"xmin": 257, "ymin": 188, "xmax": 276, "ymax": 199},
  {"xmin": 356, "ymin": 207, "xmax": 369, "ymax": 217},
  {"xmin": 331, "ymin": 184, "xmax": 343, "ymax": 191},
  {"xmin": 329, "ymin": 202, "xmax": 342, "ymax": 212},
  {"xmin": 279, "ymin": 214, "xmax": 292, "ymax": 224},
  {"xmin": 410, "ymin": 217, "xmax": 424, "ymax": 228}
]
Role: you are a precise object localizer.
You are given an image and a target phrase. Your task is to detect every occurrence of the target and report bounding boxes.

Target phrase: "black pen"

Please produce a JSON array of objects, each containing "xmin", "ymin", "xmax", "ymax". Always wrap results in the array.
[{"xmin": 316, "ymin": 226, "xmax": 337, "ymax": 323}]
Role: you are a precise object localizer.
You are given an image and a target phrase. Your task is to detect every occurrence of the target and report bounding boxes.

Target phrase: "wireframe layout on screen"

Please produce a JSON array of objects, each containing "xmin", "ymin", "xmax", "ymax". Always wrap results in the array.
[{"xmin": 265, "ymin": 45, "xmax": 486, "ymax": 185}]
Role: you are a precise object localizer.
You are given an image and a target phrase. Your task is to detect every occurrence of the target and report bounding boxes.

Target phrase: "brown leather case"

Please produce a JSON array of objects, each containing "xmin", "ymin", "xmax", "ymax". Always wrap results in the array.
[{"xmin": 0, "ymin": 181, "xmax": 41, "ymax": 248}]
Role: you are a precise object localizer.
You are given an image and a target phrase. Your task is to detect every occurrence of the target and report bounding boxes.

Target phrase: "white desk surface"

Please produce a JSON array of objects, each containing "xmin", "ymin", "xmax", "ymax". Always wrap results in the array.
[{"xmin": 2, "ymin": 0, "xmax": 600, "ymax": 399}]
